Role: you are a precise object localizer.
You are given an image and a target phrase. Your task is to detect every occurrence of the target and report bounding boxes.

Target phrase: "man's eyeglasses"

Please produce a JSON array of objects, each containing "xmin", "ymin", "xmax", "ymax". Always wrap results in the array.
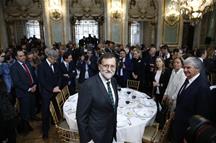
[{"xmin": 101, "ymin": 64, "xmax": 116, "ymax": 69}]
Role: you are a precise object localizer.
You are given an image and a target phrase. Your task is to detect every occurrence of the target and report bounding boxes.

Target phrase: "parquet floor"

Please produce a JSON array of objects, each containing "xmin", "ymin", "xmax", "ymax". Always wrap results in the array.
[{"xmin": 16, "ymin": 116, "xmax": 59, "ymax": 143}]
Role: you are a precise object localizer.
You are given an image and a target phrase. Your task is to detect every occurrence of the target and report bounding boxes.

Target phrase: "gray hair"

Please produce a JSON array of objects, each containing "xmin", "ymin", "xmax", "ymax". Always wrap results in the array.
[
  {"xmin": 45, "ymin": 48, "xmax": 59, "ymax": 59},
  {"xmin": 183, "ymin": 57, "xmax": 203, "ymax": 72}
]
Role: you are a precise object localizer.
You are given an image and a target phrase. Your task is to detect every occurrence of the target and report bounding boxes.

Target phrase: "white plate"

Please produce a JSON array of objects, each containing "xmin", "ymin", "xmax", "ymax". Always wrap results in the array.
[
  {"xmin": 136, "ymin": 110, "xmax": 152, "ymax": 118},
  {"xmin": 124, "ymin": 111, "xmax": 135, "ymax": 117},
  {"xmin": 143, "ymin": 100, "xmax": 155, "ymax": 107}
]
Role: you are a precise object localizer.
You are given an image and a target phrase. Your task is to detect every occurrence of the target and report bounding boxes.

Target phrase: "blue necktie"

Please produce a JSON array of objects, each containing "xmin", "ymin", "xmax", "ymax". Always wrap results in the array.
[{"xmin": 106, "ymin": 81, "xmax": 115, "ymax": 110}]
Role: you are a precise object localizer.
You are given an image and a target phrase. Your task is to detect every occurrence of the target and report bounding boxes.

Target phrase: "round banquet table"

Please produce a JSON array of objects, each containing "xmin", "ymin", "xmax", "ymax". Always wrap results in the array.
[{"xmin": 63, "ymin": 88, "xmax": 157, "ymax": 143}]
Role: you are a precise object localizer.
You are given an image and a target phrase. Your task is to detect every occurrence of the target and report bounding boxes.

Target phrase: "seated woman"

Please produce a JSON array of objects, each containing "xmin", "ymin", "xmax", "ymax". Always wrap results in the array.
[{"xmin": 163, "ymin": 57, "xmax": 186, "ymax": 111}]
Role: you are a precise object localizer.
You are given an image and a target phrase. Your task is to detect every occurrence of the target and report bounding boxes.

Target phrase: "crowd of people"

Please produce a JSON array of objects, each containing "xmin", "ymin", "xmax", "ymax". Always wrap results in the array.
[{"xmin": 0, "ymin": 34, "xmax": 216, "ymax": 142}]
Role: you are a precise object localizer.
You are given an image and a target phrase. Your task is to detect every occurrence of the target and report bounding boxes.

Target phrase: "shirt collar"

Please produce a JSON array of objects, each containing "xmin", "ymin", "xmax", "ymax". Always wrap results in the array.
[
  {"xmin": 199, "ymin": 57, "xmax": 203, "ymax": 62},
  {"xmin": 17, "ymin": 60, "xmax": 24, "ymax": 66},
  {"xmin": 46, "ymin": 58, "xmax": 52, "ymax": 66},
  {"xmin": 99, "ymin": 72, "xmax": 111, "ymax": 84},
  {"xmin": 63, "ymin": 61, "xmax": 68, "ymax": 66},
  {"xmin": 188, "ymin": 73, "xmax": 200, "ymax": 85}
]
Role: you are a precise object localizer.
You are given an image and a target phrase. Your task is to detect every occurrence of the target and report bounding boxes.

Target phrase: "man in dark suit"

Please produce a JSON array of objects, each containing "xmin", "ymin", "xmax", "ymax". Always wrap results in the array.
[
  {"xmin": 59, "ymin": 52, "xmax": 77, "ymax": 94},
  {"xmin": 77, "ymin": 50, "xmax": 98, "ymax": 84},
  {"xmin": 10, "ymin": 49, "xmax": 37, "ymax": 134},
  {"xmin": 196, "ymin": 48, "xmax": 209, "ymax": 81},
  {"xmin": 116, "ymin": 49, "xmax": 133, "ymax": 87},
  {"xmin": 172, "ymin": 57, "xmax": 211, "ymax": 143},
  {"xmin": 76, "ymin": 53, "xmax": 119, "ymax": 143},
  {"xmin": 37, "ymin": 48, "xmax": 61, "ymax": 139}
]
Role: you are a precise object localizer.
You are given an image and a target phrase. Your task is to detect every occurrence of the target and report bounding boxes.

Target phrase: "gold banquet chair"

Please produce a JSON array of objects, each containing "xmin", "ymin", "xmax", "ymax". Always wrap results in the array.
[
  {"xmin": 143, "ymin": 123, "xmax": 160, "ymax": 143},
  {"xmin": 50, "ymin": 102, "xmax": 80, "ymax": 143},
  {"xmin": 127, "ymin": 80, "xmax": 140, "ymax": 90},
  {"xmin": 62, "ymin": 85, "xmax": 70, "ymax": 101},
  {"xmin": 152, "ymin": 112, "xmax": 174, "ymax": 143},
  {"xmin": 55, "ymin": 92, "xmax": 65, "ymax": 117},
  {"xmin": 209, "ymin": 72, "xmax": 216, "ymax": 85}
]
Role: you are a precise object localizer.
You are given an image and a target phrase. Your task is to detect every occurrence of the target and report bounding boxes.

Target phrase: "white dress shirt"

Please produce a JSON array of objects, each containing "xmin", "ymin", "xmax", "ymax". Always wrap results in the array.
[{"xmin": 99, "ymin": 73, "xmax": 116, "ymax": 104}]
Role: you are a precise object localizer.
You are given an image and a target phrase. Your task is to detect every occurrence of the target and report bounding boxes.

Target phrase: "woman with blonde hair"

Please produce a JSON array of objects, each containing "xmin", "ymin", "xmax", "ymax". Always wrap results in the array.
[{"xmin": 131, "ymin": 48, "xmax": 147, "ymax": 92}]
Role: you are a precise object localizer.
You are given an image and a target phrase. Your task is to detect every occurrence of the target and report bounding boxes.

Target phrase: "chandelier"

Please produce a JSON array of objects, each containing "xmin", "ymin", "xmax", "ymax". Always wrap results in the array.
[
  {"xmin": 165, "ymin": 0, "xmax": 180, "ymax": 25},
  {"xmin": 165, "ymin": 0, "xmax": 214, "ymax": 25}
]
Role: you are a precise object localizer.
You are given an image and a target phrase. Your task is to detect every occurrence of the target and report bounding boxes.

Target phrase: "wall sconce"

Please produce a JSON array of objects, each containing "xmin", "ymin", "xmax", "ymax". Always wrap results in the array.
[
  {"xmin": 111, "ymin": 1, "xmax": 122, "ymax": 21},
  {"xmin": 50, "ymin": 0, "xmax": 62, "ymax": 21},
  {"xmin": 112, "ymin": 10, "xmax": 121, "ymax": 20}
]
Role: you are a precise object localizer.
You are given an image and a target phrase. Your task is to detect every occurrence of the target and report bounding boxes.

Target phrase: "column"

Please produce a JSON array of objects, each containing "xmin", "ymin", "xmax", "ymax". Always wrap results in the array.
[
  {"xmin": 105, "ymin": 0, "xmax": 127, "ymax": 45},
  {"xmin": 42, "ymin": 0, "xmax": 71, "ymax": 48},
  {"xmin": 0, "ymin": 1, "xmax": 8, "ymax": 50}
]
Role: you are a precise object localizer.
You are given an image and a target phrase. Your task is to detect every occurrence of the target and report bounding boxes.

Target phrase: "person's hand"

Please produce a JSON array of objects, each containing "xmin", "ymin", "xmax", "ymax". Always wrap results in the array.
[
  {"xmin": 162, "ymin": 95, "xmax": 168, "ymax": 103},
  {"xmin": 153, "ymin": 81, "xmax": 159, "ymax": 87},
  {"xmin": 31, "ymin": 85, "xmax": 37, "ymax": 93},
  {"xmin": 87, "ymin": 60, "xmax": 91, "ymax": 65},
  {"xmin": 132, "ymin": 72, "xmax": 138, "ymax": 79},
  {"xmin": 63, "ymin": 74, "xmax": 69, "ymax": 77},
  {"xmin": 88, "ymin": 140, "xmax": 94, "ymax": 143},
  {"xmin": 53, "ymin": 86, "xmax": 61, "ymax": 93},
  {"xmin": 80, "ymin": 55, "xmax": 85, "ymax": 61}
]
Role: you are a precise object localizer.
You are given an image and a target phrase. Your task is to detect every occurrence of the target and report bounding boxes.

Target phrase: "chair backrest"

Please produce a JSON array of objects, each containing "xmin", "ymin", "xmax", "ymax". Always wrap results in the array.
[
  {"xmin": 55, "ymin": 92, "xmax": 65, "ymax": 116},
  {"xmin": 56, "ymin": 125, "xmax": 80, "ymax": 143},
  {"xmin": 15, "ymin": 98, "xmax": 20, "ymax": 113},
  {"xmin": 155, "ymin": 113, "xmax": 174, "ymax": 143},
  {"xmin": 209, "ymin": 72, "xmax": 216, "ymax": 85},
  {"xmin": 62, "ymin": 85, "xmax": 70, "ymax": 101},
  {"xmin": 50, "ymin": 102, "xmax": 59, "ymax": 125},
  {"xmin": 127, "ymin": 80, "xmax": 140, "ymax": 90}
]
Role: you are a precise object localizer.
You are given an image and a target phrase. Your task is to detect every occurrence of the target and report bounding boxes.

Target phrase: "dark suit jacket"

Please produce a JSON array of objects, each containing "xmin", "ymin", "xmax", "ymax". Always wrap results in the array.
[
  {"xmin": 59, "ymin": 61, "xmax": 77, "ymax": 88},
  {"xmin": 76, "ymin": 74, "xmax": 118, "ymax": 143},
  {"xmin": 173, "ymin": 74, "xmax": 211, "ymax": 142},
  {"xmin": 77, "ymin": 57, "xmax": 98, "ymax": 83},
  {"xmin": 116, "ymin": 57, "xmax": 133, "ymax": 80},
  {"xmin": 37, "ymin": 60, "xmax": 61, "ymax": 98},
  {"xmin": 152, "ymin": 68, "xmax": 171, "ymax": 96},
  {"xmin": 10, "ymin": 61, "xmax": 36, "ymax": 98}
]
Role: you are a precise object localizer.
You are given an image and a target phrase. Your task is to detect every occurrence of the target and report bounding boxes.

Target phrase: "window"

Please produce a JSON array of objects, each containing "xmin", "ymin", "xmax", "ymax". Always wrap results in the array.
[
  {"xmin": 75, "ymin": 20, "xmax": 98, "ymax": 45},
  {"xmin": 26, "ymin": 20, "xmax": 40, "ymax": 39},
  {"xmin": 130, "ymin": 21, "xmax": 140, "ymax": 46}
]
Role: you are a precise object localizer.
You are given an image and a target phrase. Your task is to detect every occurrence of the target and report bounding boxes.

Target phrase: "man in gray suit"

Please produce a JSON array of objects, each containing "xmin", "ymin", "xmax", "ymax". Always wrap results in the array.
[{"xmin": 76, "ymin": 53, "xmax": 118, "ymax": 143}]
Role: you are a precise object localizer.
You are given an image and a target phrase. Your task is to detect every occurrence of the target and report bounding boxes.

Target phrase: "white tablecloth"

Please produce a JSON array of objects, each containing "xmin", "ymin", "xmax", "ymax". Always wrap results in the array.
[{"xmin": 63, "ymin": 88, "xmax": 157, "ymax": 143}]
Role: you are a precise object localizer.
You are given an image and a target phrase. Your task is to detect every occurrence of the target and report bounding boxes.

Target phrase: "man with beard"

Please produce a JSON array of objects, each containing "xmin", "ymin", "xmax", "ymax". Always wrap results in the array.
[{"xmin": 76, "ymin": 53, "xmax": 119, "ymax": 143}]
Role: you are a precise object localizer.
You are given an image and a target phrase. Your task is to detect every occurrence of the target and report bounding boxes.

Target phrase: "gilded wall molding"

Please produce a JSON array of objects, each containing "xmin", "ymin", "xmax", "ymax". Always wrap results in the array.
[
  {"xmin": 70, "ymin": 0, "xmax": 104, "ymax": 19},
  {"xmin": 128, "ymin": 0, "xmax": 158, "ymax": 21},
  {"xmin": 3, "ymin": 0, "xmax": 42, "ymax": 21}
]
